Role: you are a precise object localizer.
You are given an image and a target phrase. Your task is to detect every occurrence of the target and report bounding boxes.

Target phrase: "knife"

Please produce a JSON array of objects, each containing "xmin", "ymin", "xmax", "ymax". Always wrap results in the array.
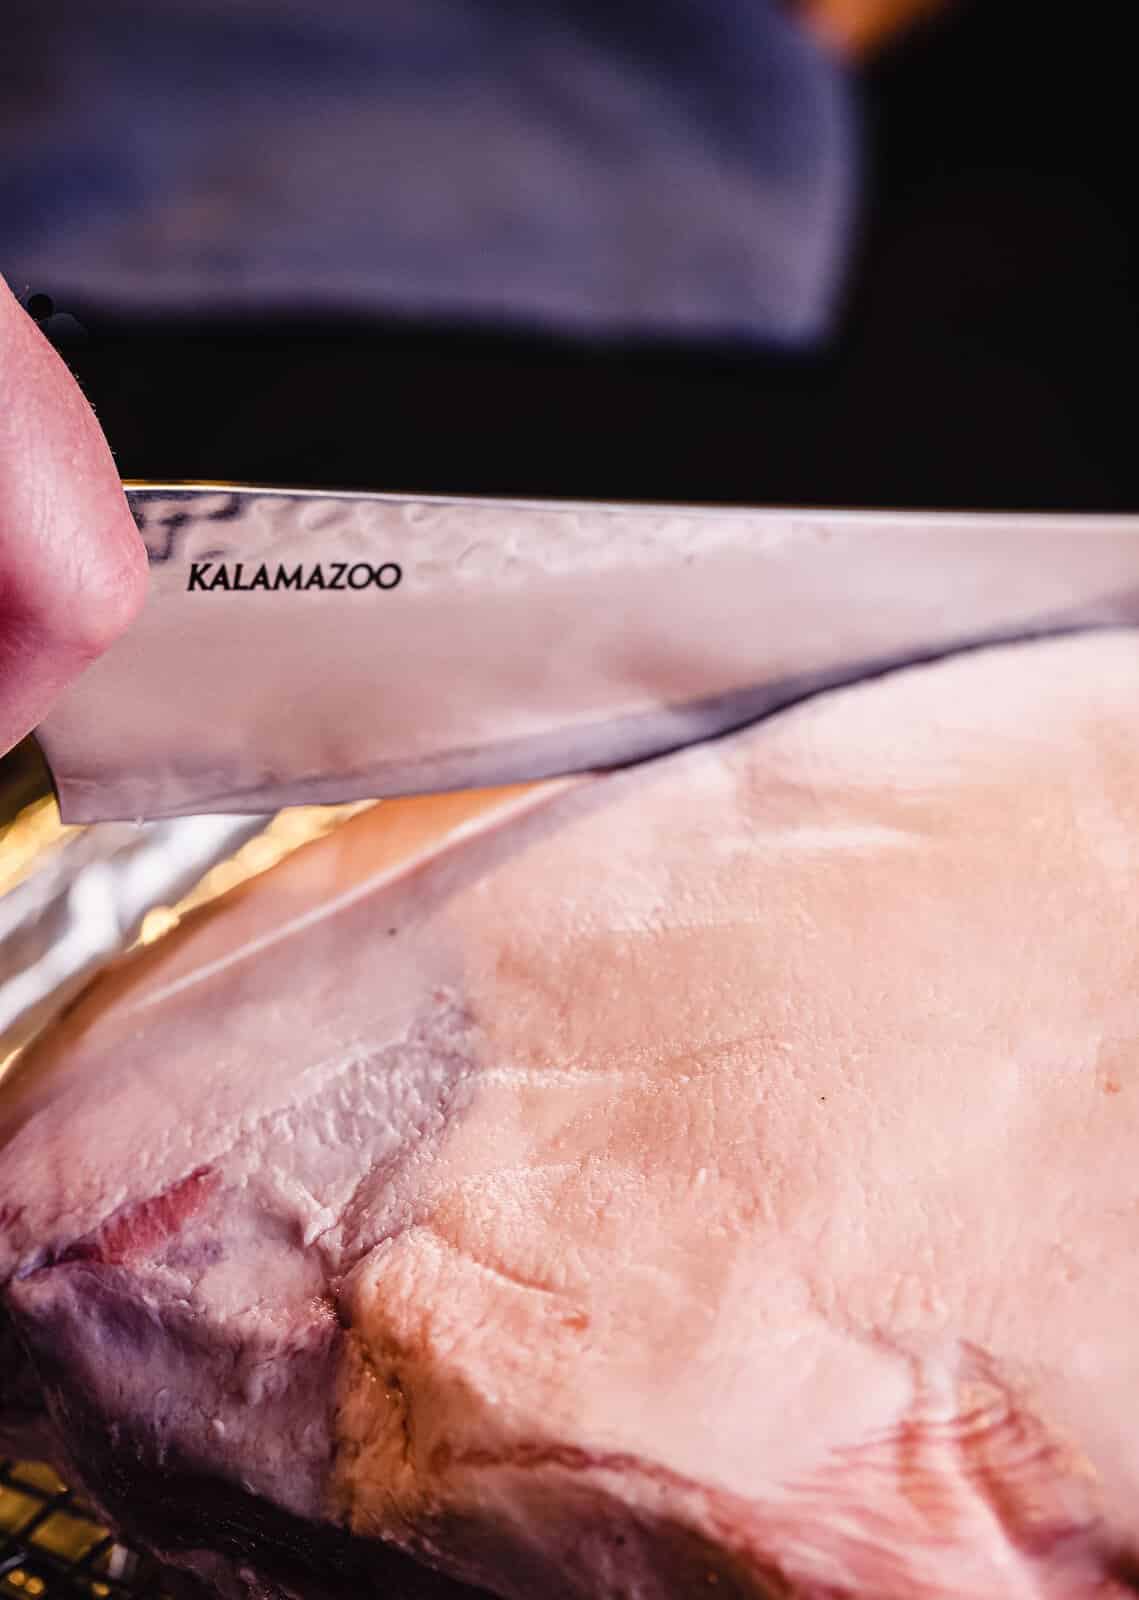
[{"xmin": 23, "ymin": 484, "xmax": 1139, "ymax": 825}]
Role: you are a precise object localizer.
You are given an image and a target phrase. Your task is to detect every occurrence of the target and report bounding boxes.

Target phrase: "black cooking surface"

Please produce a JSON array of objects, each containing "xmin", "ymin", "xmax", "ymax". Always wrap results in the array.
[{"xmin": 0, "ymin": 1459, "xmax": 169, "ymax": 1598}]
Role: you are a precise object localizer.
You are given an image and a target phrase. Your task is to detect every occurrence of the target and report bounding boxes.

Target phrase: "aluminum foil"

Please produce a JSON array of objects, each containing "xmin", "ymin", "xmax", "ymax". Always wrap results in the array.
[
  {"xmin": 0, "ymin": 807, "xmax": 270, "ymax": 1065},
  {"xmin": 0, "ymin": 797, "xmax": 376, "ymax": 1071}
]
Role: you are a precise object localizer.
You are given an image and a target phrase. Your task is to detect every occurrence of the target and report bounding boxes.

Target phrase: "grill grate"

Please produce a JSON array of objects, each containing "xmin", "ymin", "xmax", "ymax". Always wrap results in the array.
[{"xmin": 0, "ymin": 1462, "xmax": 168, "ymax": 1599}]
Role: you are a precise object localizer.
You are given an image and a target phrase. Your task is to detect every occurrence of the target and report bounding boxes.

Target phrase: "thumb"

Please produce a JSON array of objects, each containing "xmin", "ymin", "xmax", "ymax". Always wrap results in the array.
[{"xmin": 0, "ymin": 280, "xmax": 148, "ymax": 759}]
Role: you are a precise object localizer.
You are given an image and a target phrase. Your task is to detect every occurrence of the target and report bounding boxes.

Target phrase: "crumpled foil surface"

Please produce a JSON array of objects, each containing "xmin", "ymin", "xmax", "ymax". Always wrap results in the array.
[{"xmin": 0, "ymin": 796, "xmax": 375, "ymax": 1075}]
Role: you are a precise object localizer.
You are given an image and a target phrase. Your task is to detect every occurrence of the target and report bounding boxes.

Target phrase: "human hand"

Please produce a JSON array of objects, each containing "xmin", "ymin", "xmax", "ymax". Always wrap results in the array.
[{"xmin": 0, "ymin": 278, "xmax": 147, "ymax": 760}]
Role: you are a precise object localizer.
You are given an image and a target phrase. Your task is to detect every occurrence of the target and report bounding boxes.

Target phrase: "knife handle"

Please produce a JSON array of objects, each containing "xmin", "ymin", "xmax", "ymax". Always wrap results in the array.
[{"xmin": 0, "ymin": 739, "xmax": 54, "ymax": 835}]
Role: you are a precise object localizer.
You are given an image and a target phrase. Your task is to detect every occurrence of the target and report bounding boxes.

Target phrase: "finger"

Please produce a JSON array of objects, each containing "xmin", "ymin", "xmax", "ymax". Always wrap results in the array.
[{"xmin": 0, "ymin": 279, "xmax": 148, "ymax": 759}]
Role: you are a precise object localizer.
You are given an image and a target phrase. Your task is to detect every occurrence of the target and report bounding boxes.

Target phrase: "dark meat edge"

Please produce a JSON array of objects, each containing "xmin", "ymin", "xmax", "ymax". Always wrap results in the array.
[{"xmin": 2, "ymin": 1309, "xmax": 781, "ymax": 1599}]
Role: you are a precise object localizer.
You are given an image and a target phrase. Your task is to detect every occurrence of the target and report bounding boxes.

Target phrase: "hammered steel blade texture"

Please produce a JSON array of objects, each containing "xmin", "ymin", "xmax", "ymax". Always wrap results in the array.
[{"xmin": 34, "ymin": 487, "xmax": 1139, "ymax": 822}]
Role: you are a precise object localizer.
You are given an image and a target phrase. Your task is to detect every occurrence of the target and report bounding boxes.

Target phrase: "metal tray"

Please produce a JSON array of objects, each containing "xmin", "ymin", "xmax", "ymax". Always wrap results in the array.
[{"xmin": 0, "ymin": 1460, "xmax": 168, "ymax": 1598}]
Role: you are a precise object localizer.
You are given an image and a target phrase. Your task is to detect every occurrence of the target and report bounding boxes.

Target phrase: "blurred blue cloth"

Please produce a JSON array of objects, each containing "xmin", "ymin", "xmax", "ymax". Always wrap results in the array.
[{"xmin": 2, "ymin": 0, "xmax": 857, "ymax": 344}]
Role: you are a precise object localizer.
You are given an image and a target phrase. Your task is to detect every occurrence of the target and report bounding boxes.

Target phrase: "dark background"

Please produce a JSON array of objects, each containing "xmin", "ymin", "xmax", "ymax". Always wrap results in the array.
[{"xmin": 41, "ymin": 0, "xmax": 1139, "ymax": 511}]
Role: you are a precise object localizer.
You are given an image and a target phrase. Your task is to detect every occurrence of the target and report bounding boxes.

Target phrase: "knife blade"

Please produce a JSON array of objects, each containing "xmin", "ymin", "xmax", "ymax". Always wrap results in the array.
[{"xmin": 32, "ymin": 485, "xmax": 1139, "ymax": 823}]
